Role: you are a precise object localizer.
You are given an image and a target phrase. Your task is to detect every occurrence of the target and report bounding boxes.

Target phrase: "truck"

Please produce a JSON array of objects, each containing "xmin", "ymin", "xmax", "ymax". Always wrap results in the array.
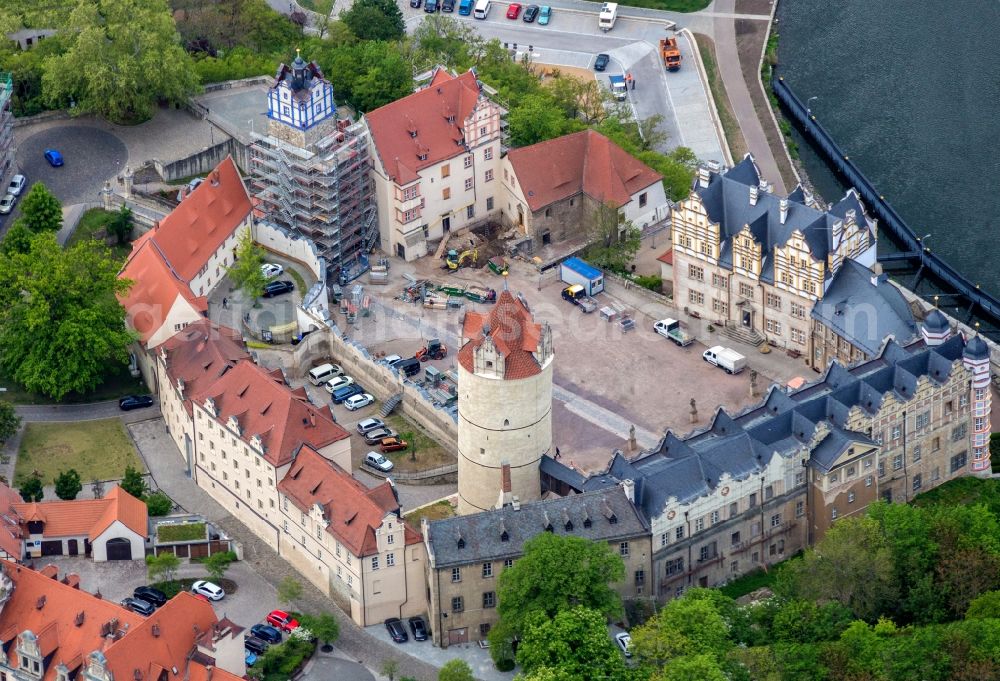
[
  {"xmin": 659, "ymin": 37, "xmax": 682, "ymax": 71},
  {"xmin": 653, "ymin": 318, "xmax": 694, "ymax": 346},
  {"xmin": 562, "ymin": 285, "xmax": 598, "ymax": 313},
  {"xmin": 609, "ymin": 74, "xmax": 627, "ymax": 101},
  {"xmin": 464, "ymin": 285, "xmax": 497, "ymax": 303},
  {"xmin": 560, "ymin": 257, "xmax": 605, "ymax": 296},
  {"xmin": 702, "ymin": 346, "xmax": 747, "ymax": 374},
  {"xmin": 598, "ymin": 2, "xmax": 617, "ymax": 31}
]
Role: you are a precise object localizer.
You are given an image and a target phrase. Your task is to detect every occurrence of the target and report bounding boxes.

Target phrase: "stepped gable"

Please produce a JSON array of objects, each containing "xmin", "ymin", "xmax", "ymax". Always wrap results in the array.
[{"xmin": 459, "ymin": 290, "xmax": 543, "ymax": 379}]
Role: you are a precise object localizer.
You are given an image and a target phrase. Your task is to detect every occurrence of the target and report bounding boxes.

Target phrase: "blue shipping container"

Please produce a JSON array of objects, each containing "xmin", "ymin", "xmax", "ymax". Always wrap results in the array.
[{"xmin": 560, "ymin": 257, "xmax": 605, "ymax": 296}]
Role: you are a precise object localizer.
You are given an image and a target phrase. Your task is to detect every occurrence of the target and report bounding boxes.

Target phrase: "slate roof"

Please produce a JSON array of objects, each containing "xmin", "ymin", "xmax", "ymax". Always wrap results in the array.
[
  {"xmin": 506, "ymin": 130, "xmax": 662, "ymax": 212},
  {"xmin": 272, "ymin": 54, "xmax": 325, "ymax": 98},
  {"xmin": 459, "ymin": 290, "xmax": 545, "ymax": 379},
  {"xmin": 695, "ymin": 155, "xmax": 875, "ymax": 284},
  {"xmin": 811, "ymin": 259, "xmax": 917, "ymax": 356},
  {"xmin": 426, "ymin": 486, "xmax": 647, "ymax": 568},
  {"xmin": 810, "ymin": 427, "xmax": 878, "ymax": 473},
  {"xmin": 545, "ymin": 334, "xmax": 972, "ymax": 517}
]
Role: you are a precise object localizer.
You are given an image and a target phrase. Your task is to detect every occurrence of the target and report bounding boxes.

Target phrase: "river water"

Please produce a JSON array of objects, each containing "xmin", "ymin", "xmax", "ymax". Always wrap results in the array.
[{"xmin": 775, "ymin": 1, "xmax": 1000, "ymax": 296}]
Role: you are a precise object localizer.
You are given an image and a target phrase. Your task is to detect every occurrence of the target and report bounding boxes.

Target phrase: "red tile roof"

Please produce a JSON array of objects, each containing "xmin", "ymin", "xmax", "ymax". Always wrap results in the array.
[
  {"xmin": 657, "ymin": 248, "xmax": 673, "ymax": 265},
  {"xmin": 507, "ymin": 129, "xmax": 662, "ymax": 212},
  {"xmin": 12, "ymin": 485, "xmax": 148, "ymax": 541},
  {"xmin": 160, "ymin": 319, "xmax": 250, "ymax": 414},
  {"xmin": 0, "ymin": 483, "xmax": 22, "ymax": 559},
  {"xmin": 366, "ymin": 69, "xmax": 482, "ymax": 185},
  {"xmin": 458, "ymin": 290, "xmax": 544, "ymax": 380},
  {"xmin": 147, "ymin": 157, "xmax": 251, "ymax": 281},
  {"xmin": 278, "ymin": 445, "xmax": 420, "ymax": 557},
  {"xmin": 189, "ymin": 360, "xmax": 349, "ymax": 467},
  {"xmin": 0, "ymin": 560, "xmax": 241, "ymax": 681}
]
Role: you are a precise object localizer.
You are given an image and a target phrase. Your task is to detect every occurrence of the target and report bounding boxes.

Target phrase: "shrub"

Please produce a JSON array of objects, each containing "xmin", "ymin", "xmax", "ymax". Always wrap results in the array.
[
  {"xmin": 633, "ymin": 274, "xmax": 663, "ymax": 292},
  {"xmin": 145, "ymin": 490, "xmax": 172, "ymax": 516},
  {"xmin": 495, "ymin": 658, "xmax": 515, "ymax": 672}
]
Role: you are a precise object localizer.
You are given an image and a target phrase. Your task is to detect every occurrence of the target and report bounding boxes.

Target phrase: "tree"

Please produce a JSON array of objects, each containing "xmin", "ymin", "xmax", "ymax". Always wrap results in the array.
[
  {"xmin": 0, "ymin": 234, "xmax": 134, "ymax": 400},
  {"xmin": 225, "ymin": 232, "xmax": 267, "ymax": 302},
  {"xmin": 0, "ymin": 400, "xmax": 20, "ymax": 444},
  {"xmin": 341, "ymin": 0, "xmax": 404, "ymax": 41},
  {"xmin": 438, "ymin": 659, "xmax": 475, "ymax": 681},
  {"xmin": 1, "ymin": 221, "xmax": 34, "ymax": 256},
  {"xmin": 490, "ymin": 533, "xmax": 624, "ymax": 652},
  {"xmin": 15, "ymin": 182, "xmax": 62, "ymax": 233},
  {"xmin": 146, "ymin": 552, "xmax": 180, "ymax": 584},
  {"xmin": 966, "ymin": 590, "xmax": 1000, "ymax": 619},
  {"xmin": 120, "ymin": 465, "xmax": 148, "ymax": 499},
  {"xmin": 277, "ymin": 575, "xmax": 303, "ymax": 607},
  {"xmin": 410, "ymin": 15, "xmax": 482, "ymax": 71},
  {"xmin": 508, "ymin": 92, "xmax": 574, "ymax": 147},
  {"xmin": 54, "ymin": 469, "xmax": 82, "ymax": 500},
  {"xmin": 312, "ymin": 0, "xmax": 335, "ymax": 39},
  {"xmin": 18, "ymin": 475, "xmax": 44, "ymax": 502},
  {"xmin": 584, "ymin": 202, "xmax": 641, "ymax": 274},
  {"xmin": 659, "ymin": 654, "xmax": 728, "ymax": 681},
  {"xmin": 380, "ymin": 659, "xmax": 399, "ymax": 681},
  {"xmin": 631, "ymin": 591, "xmax": 733, "ymax": 670},
  {"xmin": 515, "ymin": 607, "xmax": 627, "ymax": 680},
  {"xmin": 300, "ymin": 613, "xmax": 339, "ymax": 647},
  {"xmin": 204, "ymin": 550, "xmax": 236, "ymax": 583},
  {"xmin": 321, "ymin": 41, "xmax": 414, "ymax": 113},
  {"xmin": 107, "ymin": 206, "xmax": 134, "ymax": 245},
  {"xmin": 145, "ymin": 489, "xmax": 173, "ymax": 516},
  {"xmin": 42, "ymin": 0, "xmax": 199, "ymax": 124}
]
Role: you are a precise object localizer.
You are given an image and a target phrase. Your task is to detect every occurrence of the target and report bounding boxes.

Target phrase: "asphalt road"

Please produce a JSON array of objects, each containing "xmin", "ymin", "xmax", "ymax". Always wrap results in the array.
[
  {"xmin": 16, "ymin": 125, "xmax": 128, "ymax": 206},
  {"xmin": 15, "ymin": 399, "xmax": 161, "ymax": 423}
]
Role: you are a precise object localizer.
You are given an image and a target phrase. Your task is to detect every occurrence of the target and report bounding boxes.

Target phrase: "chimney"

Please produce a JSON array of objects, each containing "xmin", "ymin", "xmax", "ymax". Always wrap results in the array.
[
  {"xmin": 779, "ymin": 198, "xmax": 789, "ymax": 225},
  {"xmin": 845, "ymin": 208, "xmax": 857, "ymax": 225},
  {"xmin": 152, "ymin": 624, "xmax": 160, "ymax": 638},
  {"xmin": 697, "ymin": 166, "xmax": 710, "ymax": 189},
  {"xmin": 832, "ymin": 219, "xmax": 843, "ymax": 243},
  {"xmin": 749, "ymin": 184, "xmax": 758, "ymax": 206},
  {"xmin": 758, "ymin": 179, "xmax": 769, "ymax": 194},
  {"xmin": 620, "ymin": 479, "xmax": 636, "ymax": 503},
  {"xmin": 511, "ymin": 496, "xmax": 521, "ymax": 511},
  {"xmin": 501, "ymin": 462, "xmax": 511, "ymax": 494},
  {"xmin": 75, "ymin": 611, "xmax": 85, "ymax": 627}
]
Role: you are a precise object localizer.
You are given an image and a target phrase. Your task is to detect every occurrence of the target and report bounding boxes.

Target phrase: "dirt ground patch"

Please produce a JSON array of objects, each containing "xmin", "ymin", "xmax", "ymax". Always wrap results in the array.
[
  {"xmin": 16, "ymin": 418, "xmax": 144, "ymax": 485},
  {"xmin": 404, "ymin": 499, "xmax": 457, "ymax": 525},
  {"xmin": 536, "ymin": 63, "xmax": 598, "ymax": 84}
]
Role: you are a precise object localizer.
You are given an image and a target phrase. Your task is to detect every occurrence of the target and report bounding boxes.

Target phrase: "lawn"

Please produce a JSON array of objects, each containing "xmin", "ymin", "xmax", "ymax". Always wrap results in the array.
[
  {"xmin": 913, "ymin": 476, "xmax": 1000, "ymax": 514},
  {"xmin": 157, "ymin": 522, "xmax": 207, "ymax": 543},
  {"xmin": 404, "ymin": 499, "xmax": 456, "ymax": 525},
  {"xmin": 384, "ymin": 414, "xmax": 456, "ymax": 473},
  {"xmin": 617, "ymin": 0, "xmax": 710, "ymax": 11},
  {"xmin": 694, "ymin": 33, "xmax": 748, "ymax": 160},
  {"xmin": 15, "ymin": 419, "xmax": 144, "ymax": 486},
  {"xmin": 719, "ymin": 556, "xmax": 799, "ymax": 600},
  {"xmin": 0, "ymin": 359, "xmax": 149, "ymax": 405},
  {"xmin": 67, "ymin": 208, "xmax": 133, "ymax": 263}
]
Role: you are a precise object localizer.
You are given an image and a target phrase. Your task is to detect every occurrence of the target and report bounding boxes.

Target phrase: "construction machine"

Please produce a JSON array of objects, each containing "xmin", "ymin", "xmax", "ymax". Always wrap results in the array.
[
  {"xmin": 444, "ymin": 248, "xmax": 478, "ymax": 270},
  {"xmin": 659, "ymin": 37, "xmax": 682, "ymax": 71},
  {"xmin": 415, "ymin": 338, "xmax": 448, "ymax": 362}
]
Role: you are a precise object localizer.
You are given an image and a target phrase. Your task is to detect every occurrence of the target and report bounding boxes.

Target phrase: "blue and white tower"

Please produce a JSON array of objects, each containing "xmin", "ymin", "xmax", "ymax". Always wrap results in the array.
[{"xmin": 266, "ymin": 49, "xmax": 337, "ymax": 140}]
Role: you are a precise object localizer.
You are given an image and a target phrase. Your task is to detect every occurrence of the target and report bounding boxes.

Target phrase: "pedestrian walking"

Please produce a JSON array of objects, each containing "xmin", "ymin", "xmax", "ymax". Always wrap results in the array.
[
  {"xmin": 630, "ymin": 75, "xmax": 636, "ymax": 90},
  {"xmin": 222, "ymin": 297, "xmax": 228, "ymax": 309}
]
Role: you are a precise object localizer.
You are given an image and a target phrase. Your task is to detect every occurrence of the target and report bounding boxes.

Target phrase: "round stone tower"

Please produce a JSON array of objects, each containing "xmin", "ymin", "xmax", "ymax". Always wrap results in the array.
[
  {"xmin": 963, "ymin": 332, "xmax": 992, "ymax": 475},
  {"xmin": 456, "ymin": 290, "xmax": 554, "ymax": 515}
]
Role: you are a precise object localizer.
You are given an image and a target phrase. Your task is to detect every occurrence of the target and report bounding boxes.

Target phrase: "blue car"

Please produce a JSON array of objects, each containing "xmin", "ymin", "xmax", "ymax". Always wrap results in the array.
[
  {"xmin": 538, "ymin": 5, "xmax": 551, "ymax": 24},
  {"xmin": 44, "ymin": 149, "xmax": 64, "ymax": 167},
  {"xmin": 332, "ymin": 384, "xmax": 364, "ymax": 404},
  {"xmin": 245, "ymin": 651, "xmax": 257, "ymax": 667}
]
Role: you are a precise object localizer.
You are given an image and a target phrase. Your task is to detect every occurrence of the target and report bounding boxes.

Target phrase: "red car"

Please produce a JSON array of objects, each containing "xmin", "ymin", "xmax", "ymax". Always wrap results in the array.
[
  {"xmin": 266, "ymin": 609, "xmax": 300, "ymax": 632},
  {"xmin": 506, "ymin": 2, "xmax": 522, "ymax": 18}
]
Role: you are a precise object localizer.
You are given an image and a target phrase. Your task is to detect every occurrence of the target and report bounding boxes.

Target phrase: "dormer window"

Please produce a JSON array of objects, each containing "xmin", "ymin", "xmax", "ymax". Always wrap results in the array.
[
  {"xmin": 500, "ymin": 530, "xmax": 509, "ymax": 542},
  {"xmin": 457, "ymin": 537, "xmax": 465, "ymax": 549},
  {"xmin": 409, "ymin": 129, "xmax": 418, "ymax": 138},
  {"xmin": 418, "ymin": 153, "xmax": 428, "ymax": 161},
  {"xmin": 583, "ymin": 517, "xmax": 592, "ymax": 528}
]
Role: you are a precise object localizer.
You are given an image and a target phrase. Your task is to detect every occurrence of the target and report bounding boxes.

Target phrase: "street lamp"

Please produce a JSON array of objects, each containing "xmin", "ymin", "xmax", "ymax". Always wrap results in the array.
[
  {"xmin": 806, "ymin": 96, "xmax": 819, "ymax": 116},
  {"xmin": 918, "ymin": 233, "xmax": 931, "ymax": 250}
]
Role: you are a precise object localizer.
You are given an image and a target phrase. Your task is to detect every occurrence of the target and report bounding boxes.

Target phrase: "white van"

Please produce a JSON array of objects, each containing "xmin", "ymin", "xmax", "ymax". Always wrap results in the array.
[
  {"xmin": 473, "ymin": 0, "xmax": 490, "ymax": 19},
  {"xmin": 308, "ymin": 363, "xmax": 343, "ymax": 385}
]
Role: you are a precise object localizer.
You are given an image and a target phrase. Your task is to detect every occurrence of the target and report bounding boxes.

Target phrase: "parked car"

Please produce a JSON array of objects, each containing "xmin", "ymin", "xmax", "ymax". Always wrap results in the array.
[
  {"xmin": 133, "ymin": 586, "xmax": 168, "ymax": 607},
  {"xmin": 0, "ymin": 194, "xmax": 15, "ymax": 215},
  {"xmin": 263, "ymin": 280, "xmax": 294, "ymax": 298},
  {"xmin": 424, "ymin": 0, "xmax": 438, "ymax": 10},
  {"xmin": 523, "ymin": 4, "xmax": 539, "ymax": 21},
  {"xmin": 244, "ymin": 636, "xmax": 269, "ymax": 655},
  {"xmin": 261, "ymin": 263, "xmax": 284, "ymax": 278},
  {"xmin": 6, "ymin": 174, "xmax": 26, "ymax": 197},
  {"xmin": 384, "ymin": 618, "xmax": 408, "ymax": 643},
  {"xmin": 250, "ymin": 624, "xmax": 283, "ymax": 644},
  {"xmin": 410, "ymin": 0, "xmax": 421, "ymax": 6},
  {"xmin": 379, "ymin": 436, "xmax": 408, "ymax": 453},
  {"xmin": 615, "ymin": 632, "xmax": 632, "ymax": 657},
  {"xmin": 191, "ymin": 580, "xmax": 225, "ymax": 601},
  {"xmin": 594, "ymin": 53, "xmax": 610, "ymax": 71},
  {"xmin": 331, "ymin": 384, "xmax": 364, "ymax": 404},
  {"xmin": 121, "ymin": 597, "xmax": 155, "ymax": 616},
  {"xmin": 266, "ymin": 610, "xmax": 300, "ymax": 632},
  {"xmin": 506, "ymin": 2, "xmax": 522, "ymax": 18},
  {"xmin": 44, "ymin": 149, "xmax": 63, "ymax": 167},
  {"xmin": 119, "ymin": 395, "xmax": 154, "ymax": 411},
  {"xmin": 408, "ymin": 617, "xmax": 428, "ymax": 641},
  {"xmin": 538, "ymin": 4, "xmax": 551, "ymax": 24},
  {"xmin": 364, "ymin": 427, "xmax": 397, "ymax": 445},
  {"xmin": 176, "ymin": 177, "xmax": 204, "ymax": 201},
  {"xmin": 244, "ymin": 651, "xmax": 258, "ymax": 667},
  {"xmin": 379, "ymin": 354, "xmax": 402, "ymax": 367},
  {"xmin": 365, "ymin": 451, "xmax": 394, "ymax": 472},
  {"xmin": 356, "ymin": 417, "xmax": 386, "ymax": 435},
  {"xmin": 442, "ymin": 0, "xmax": 455, "ymax": 11},
  {"xmin": 325, "ymin": 375, "xmax": 355, "ymax": 393},
  {"xmin": 344, "ymin": 393, "xmax": 374, "ymax": 411}
]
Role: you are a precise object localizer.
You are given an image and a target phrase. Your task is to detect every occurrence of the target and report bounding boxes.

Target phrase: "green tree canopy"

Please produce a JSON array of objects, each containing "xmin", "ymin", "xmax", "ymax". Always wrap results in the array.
[
  {"xmin": 19, "ymin": 475, "xmax": 44, "ymax": 502},
  {"xmin": 0, "ymin": 233, "xmax": 134, "ymax": 400},
  {"xmin": 145, "ymin": 490, "xmax": 172, "ymax": 516},
  {"xmin": 107, "ymin": 206, "xmax": 134, "ymax": 245},
  {"xmin": 0, "ymin": 400, "xmax": 21, "ymax": 444},
  {"xmin": 508, "ymin": 92, "xmax": 578, "ymax": 147},
  {"xmin": 146, "ymin": 552, "xmax": 180, "ymax": 584},
  {"xmin": 16, "ymin": 182, "xmax": 62, "ymax": 233},
  {"xmin": 321, "ymin": 40, "xmax": 413, "ymax": 113},
  {"xmin": 225, "ymin": 232, "xmax": 266, "ymax": 301},
  {"xmin": 584, "ymin": 202, "xmax": 641, "ymax": 273},
  {"xmin": 120, "ymin": 465, "xmax": 147, "ymax": 499},
  {"xmin": 299, "ymin": 613, "xmax": 339, "ymax": 645},
  {"xmin": 54, "ymin": 469, "xmax": 82, "ymax": 500},
  {"xmin": 277, "ymin": 576, "xmax": 303, "ymax": 607},
  {"xmin": 341, "ymin": 0, "xmax": 404, "ymax": 41},
  {"xmin": 1, "ymin": 221, "xmax": 35, "ymax": 256},
  {"xmin": 409, "ymin": 15, "xmax": 482, "ymax": 72},
  {"xmin": 515, "ymin": 607, "xmax": 627, "ymax": 681},
  {"xmin": 438, "ymin": 659, "xmax": 475, "ymax": 681},
  {"xmin": 631, "ymin": 590, "xmax": 733, "ymax": 669},
  {"xmin": 203, "ymin": 550, "xmax": 236, "ymax": 583},
  {"xmin": 42, "ymin": 0, "xmax": 199, "ymax": 123}
]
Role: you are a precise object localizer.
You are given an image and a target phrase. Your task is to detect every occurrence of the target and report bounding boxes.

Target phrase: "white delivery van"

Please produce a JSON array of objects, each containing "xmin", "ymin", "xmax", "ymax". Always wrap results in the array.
[
  {"xmin": 702, "ymin": 346, "xmax": 747, "ymax": 374},
  {"xmin": 473, "ymin": 0, "xmax": 490, "ymax": 19},
  {"xmin": 308, "ymin": 363, "xmax": 344, "ymax": 385}
]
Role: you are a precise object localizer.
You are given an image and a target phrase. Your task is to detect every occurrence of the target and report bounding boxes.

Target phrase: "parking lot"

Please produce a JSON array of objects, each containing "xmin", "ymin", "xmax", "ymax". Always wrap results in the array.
[{"xmin": 365, "ymin": 621, "xmax": 514, "ymax": 681}]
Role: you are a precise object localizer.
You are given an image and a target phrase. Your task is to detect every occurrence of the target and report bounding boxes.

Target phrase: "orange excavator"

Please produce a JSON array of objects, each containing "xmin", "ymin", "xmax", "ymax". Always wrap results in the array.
[
  {"xmin": 660, "ymin": 37, "xmax": 682, "ymax": 71},
  {"xmin": 415, "ymin": 338, "xmax": 448, "ymax": 362}
]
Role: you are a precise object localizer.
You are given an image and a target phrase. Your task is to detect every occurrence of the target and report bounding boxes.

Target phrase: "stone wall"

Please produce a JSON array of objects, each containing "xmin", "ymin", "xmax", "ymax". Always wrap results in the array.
[{"xmin": 151, "ymin": 138, "xmax": 247, "ymax": 182}]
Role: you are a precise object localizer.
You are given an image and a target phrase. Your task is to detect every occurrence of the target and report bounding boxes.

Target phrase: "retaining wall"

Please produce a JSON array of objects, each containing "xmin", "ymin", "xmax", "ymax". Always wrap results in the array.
[{"xmin": 151, "ymin": 138, "xmax": 245, "ymax": 182}]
